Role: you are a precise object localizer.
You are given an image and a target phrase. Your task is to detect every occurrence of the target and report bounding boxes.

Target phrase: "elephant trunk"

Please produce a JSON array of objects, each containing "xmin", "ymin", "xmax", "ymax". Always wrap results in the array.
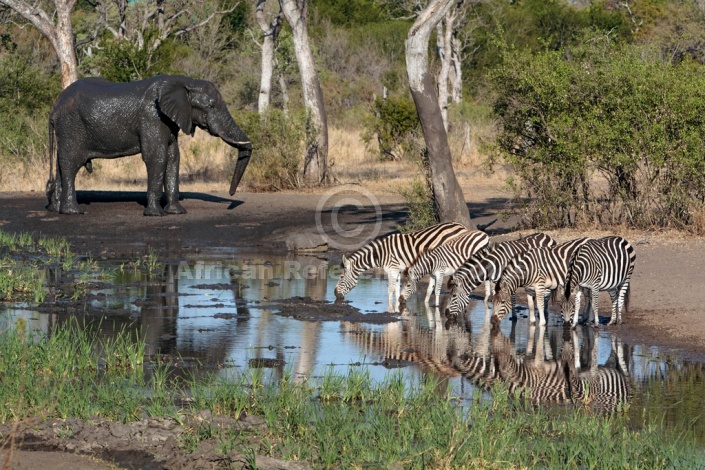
[
  {"xmin": 217, "ymin": 114, "xmax": 252, "ymax": 196},
  {"xmin": 229, "ymin": 146, "xmax": 251, "ymax": 196}
]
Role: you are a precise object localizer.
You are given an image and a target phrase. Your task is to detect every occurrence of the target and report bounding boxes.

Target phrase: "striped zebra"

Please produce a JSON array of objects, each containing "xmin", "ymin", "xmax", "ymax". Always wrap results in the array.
[
  {"xmin": 334, "ymin": 222, "xmax": 468, "ymax": 312},
  {"xmin": 491, "ymin": 237, "xmax": 590, "ymax": 326},
  {"xmin": 398, "ymin": 230, "xmax": 490, "ymax": 308},
  {"xmin": 562, "ymin": 236, "xmax": 636, "ymax": 327},
  {"xmin": 563, "ymin": 329, "xmax": 632, "ymax": 412},
  {"xmin": 341, "ymin": 315, "xmax": 473, "ymax": 378},
  {"xmin": 490, "ymin": 323, "xmax": 571, "ymax": 405},
  {"xmin": 443, "ymin": 232, "xmax": 557, "ymax": 319}
]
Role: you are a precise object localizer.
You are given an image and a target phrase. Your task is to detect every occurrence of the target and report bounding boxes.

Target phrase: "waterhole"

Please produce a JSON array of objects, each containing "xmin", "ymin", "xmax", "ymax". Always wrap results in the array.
[{"xmin": 2, "ymin": 249, "xmax": 704, "ymax": 445}]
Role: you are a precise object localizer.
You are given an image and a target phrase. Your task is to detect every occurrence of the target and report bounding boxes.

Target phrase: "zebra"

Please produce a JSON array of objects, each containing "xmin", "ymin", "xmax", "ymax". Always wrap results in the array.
[
  {"xmin": 490, "ymin": 323, "xmax": 571, "ymax": 405},
  {"xmin": 443, "ymin": 232, "xmax": 557, "ymax": 319},
  {"xmin": 334, "ymin": 222, "xmax": 468, "ymax": 312},
  {"xmin": 490, "ymin": 237, "xmax": 591, "ymax": 326},
  {"xmin": 562, "ymin": 236, "xmax": 636, "ymax": 328},
  {"xmin": 563, "ymin": 329, "xmax": 632, "ymax": 412},
  {"xmin": 398, "ymin": 230, "xmax": 490, "ymax": 309}
]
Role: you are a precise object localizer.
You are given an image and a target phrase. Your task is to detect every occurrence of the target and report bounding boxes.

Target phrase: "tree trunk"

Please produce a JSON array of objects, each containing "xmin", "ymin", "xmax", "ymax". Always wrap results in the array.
[
  {"xmin": 256, "ymin": 0, "xmax": 283, "ymax": 114},
  {"xmin": 450, "ymin": 35, "xmax": 463, "ymax": 103},
  {"xmin": 406, "ymin": 0, "xmax": 471, "ymax": 228},
  {"xmin": 435, "ymin": 12, "xmax": 453, "ymax": 132},
  {"xmin": 279, "ymin": 0, "xmax": 328, "ymax": 184},
  {"xmin": 0, "ymin": 0, "xmax": 78, "ymax": 88}
]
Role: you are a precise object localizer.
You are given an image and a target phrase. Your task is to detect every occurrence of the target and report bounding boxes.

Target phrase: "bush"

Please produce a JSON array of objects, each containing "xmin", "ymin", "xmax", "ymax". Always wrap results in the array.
[
  {"xmin": 239, "ymin": 110, "xmax": 306, "ymax": 191},
  {"xmin": 0, "ymin": 55, "xmax": 60, "ymax": 187},
  {"xmin": 492, "ymin": 32, "xmax": 705, "ymax": 232},
  {"xmin": 362, "ymin": 95, "xmax": 422, "ymax": 161}
]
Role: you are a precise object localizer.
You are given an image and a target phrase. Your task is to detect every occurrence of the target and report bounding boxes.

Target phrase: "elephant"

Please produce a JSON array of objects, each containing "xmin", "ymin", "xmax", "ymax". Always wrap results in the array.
[{"xmin": 46, "ymin": 75, "xmax": 252, "ymax": 216}]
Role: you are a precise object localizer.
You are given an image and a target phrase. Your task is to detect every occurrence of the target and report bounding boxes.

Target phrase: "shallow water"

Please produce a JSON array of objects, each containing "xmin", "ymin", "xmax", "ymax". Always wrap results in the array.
[{"xmin": 2, "ymin": 249, "xmax": 704, "ymax": 445}]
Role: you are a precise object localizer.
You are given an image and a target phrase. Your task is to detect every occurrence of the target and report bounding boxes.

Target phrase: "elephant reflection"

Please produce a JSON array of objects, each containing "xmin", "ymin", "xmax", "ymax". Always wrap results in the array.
[{"xmin": 47, "ymin": 75, "xmax": 252, "ymax": 215}]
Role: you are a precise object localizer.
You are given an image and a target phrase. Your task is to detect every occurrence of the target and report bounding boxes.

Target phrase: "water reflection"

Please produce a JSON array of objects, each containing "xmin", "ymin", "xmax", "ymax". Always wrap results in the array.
[{"xmin": 1, "ymin": 251, "xmax": 704, "ymax": 443}]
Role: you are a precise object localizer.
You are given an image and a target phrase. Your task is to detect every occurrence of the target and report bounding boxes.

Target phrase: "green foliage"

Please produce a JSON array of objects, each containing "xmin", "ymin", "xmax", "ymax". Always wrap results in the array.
[
  {"xmin": 465, "ymin": 0, "xmax": 633, "ymax": 92},
  {"xmin": 492, "ymin": 32, "xmax": 705, "ymax": 231},
  {"xmin": 92, "ymin": 32, "xmax": 187, "ymax": 82},
  {"xmin": 398, "ymin": 177, "xmax": 439, "ymax": 233},
  {"xmin": 0, "ymin": 55, "xmax": 59, "ymax": 166},
  {"xmin": 312, "ymin": 0, "xmax": 388, "ymax": 26},
  {"xmin": 362, "ymin": 95, "xmax": 421, "ymax": 161},
  {"xmin": 239, "ymin": 110, "xmax": 306, "ymax": 191}
]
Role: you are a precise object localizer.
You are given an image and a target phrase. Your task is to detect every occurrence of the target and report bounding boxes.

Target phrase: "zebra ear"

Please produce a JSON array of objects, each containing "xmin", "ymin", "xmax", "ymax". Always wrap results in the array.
[
  {"xmin": 447, "ymin": 275, "xmax": 455, "ymax": 289},
  {"xmin": 340, "ymin": 253, "xmax": 348, "ymax": 268}
]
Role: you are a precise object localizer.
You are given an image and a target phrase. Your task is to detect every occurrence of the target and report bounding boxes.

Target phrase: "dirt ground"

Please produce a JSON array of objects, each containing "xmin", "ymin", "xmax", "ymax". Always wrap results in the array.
[{"xmin": 1, "ymin": 188, "xmax": 705, "ymax": 468}]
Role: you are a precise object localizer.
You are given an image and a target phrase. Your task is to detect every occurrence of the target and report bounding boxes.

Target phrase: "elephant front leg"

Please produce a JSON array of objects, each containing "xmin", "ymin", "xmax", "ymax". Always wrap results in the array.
[{"xmin": 164, "ymin": 142, "xmax": 187, "ymax": 214}]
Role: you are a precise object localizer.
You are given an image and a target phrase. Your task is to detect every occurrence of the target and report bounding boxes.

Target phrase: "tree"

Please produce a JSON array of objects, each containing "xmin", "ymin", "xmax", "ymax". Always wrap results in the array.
[
  {"xmin": 406, "ymin": 0, "xmax": 471, "ymax": 227},
  {"xmin": 87, "ymin": 0, "xmax": 240, "ymax": 80},
  {"xmin": 254, "ymin": 0, "xmax": 283, "ymax": 113},
  {"xmin": 279, "ymin": 0, "xmax": 328, "ymax": 184},
  {"xmin": 0, "ymin": 0, "xmax": 78, "ymax": 88}
]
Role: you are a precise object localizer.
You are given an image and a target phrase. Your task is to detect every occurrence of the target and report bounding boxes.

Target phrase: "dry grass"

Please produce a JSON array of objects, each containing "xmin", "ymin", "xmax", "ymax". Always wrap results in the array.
[{"xmin": 0, "ymin": 121, "xmax": 509, "ymax": 206}]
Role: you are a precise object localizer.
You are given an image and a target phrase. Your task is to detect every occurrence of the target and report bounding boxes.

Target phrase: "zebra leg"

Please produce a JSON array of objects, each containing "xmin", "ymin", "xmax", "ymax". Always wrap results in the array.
[
  {"xmin": 484, "ymin": 280, "xmax": 492, "ymax": 316},
  {"xmin": 433, "ymin": 273, "xmax": 444, "ymax": 307},
  {"xmin": 527, "ymin": 322, "xmax": 536, "ymax": 356},
  {"xmin": 387, "ymin": 269, "xmax": 400, "ymax": 313},
  {"xmin": 527, "ymin": 292, "xmax": 536, "ymax": 324},
  {"xmin": 514, "ymin": 291, "xmax": 521, "ymax": 322},
  {"xmin": 607, "ymin": 288, "xmax": 619, "ymax": 325},
  {"xmin": 613, "ymin": 282, "xmax": 629, "ymax": 325},
  {"xmin": 424, "ymin": 275, "xmax": 435, "ymax": 306},
  {"xmin": 571, "ymin": 289, "xmax": 582, "ymax": 329},
  {"xmin": 536, "ymin": 285, "xmax": 547, "ymax": 326},
  {"xmin": 590, "ymin": 288, "xmax": 600, "ymax": 327}
]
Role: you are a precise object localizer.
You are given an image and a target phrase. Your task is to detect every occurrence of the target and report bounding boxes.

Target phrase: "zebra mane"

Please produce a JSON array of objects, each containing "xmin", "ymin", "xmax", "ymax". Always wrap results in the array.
[
  {"xmin": 563, "ymin": 242, "xmax": 584, "ymax": 301},
  {"xmin": 405, "ymin": 245, "xmax": 430, "ymax": 275}
]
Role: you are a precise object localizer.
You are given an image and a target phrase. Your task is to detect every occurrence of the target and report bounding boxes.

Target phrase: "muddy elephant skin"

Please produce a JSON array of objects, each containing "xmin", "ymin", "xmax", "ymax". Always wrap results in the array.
[{"xmin": 46, "ymin": 75, "xmax": 252, "ymax": 216}]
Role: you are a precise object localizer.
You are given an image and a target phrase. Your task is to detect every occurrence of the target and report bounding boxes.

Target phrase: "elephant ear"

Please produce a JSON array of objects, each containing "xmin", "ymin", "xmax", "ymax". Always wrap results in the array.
[{"xmin": 158, "ymin": 81, "xmax": 193, "ymax": 135}]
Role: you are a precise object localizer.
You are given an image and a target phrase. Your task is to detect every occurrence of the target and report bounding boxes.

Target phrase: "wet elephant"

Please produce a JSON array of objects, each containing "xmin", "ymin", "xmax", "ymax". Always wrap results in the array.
[{"xmin": 46, "ymin": 75, "xmax": 252, "ymax": 216}]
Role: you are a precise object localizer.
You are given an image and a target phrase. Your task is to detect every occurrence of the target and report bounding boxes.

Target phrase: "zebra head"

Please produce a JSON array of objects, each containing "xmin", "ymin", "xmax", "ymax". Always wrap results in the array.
[
  {"xmin": 444, "ymin": 274, "xmax": 478, "ymax": 318},
  {"xmin": 334, "ymin": 254, "xmax": 359, "ymax": 299},
  {"xmin": 490, "ymin": 282, "xmax": 513, "ymax": 326},
  {"xmin": 399, "ymin": 267, "xmax": 418, "ymax": 308}
]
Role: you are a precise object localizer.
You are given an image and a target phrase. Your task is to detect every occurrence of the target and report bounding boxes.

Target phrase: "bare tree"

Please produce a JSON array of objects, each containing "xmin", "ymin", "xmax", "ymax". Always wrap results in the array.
[
  {"xmin": 279, "ymin": 0, "xmax": 328, "ymax": 184},
  {"xmin": 254, "ymin": 0, "xmax": 283, "ymax": 113},
  {"xmin": 88, "ymin": 0, "xmax": 239, "ymax": 75},
  {"xmin": 406, "ymin": 0, "xmax": 471, "ymax": 227},
  {"xmin": 0, "ymin": 0, "xmax": 78, "ymax": 88}
]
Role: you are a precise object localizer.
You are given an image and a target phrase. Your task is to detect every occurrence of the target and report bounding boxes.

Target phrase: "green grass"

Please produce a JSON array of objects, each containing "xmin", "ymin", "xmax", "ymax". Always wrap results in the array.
[{"xmin": 0, "ymin": 321, "xmax": 702, "ymax": 469}]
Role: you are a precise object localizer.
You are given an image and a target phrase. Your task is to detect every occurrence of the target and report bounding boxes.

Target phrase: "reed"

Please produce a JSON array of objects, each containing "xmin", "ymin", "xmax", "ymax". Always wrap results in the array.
[{"xmin": 0, "ymin": 320, "xmax": 702, "ymax": 468}]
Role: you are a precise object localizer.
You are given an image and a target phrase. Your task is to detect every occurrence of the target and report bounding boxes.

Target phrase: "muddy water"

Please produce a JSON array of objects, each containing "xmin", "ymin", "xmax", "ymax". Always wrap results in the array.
[{"xmin": 2, "ymin": 250, "xmax": 705, "ymax": 445}]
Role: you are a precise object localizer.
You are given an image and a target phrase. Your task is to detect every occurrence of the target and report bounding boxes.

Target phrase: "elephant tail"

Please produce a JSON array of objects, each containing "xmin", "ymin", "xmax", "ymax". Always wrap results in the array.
[{"xmin": 46, "ymin": 116, "xmax": 59, "ymax": 212}]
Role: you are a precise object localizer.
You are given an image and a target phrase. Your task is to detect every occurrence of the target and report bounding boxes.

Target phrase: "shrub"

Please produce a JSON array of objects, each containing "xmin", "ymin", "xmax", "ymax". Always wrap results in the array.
[
  {"xmin": 492, "ymin": 32, "xmax": 705, "ymax": 232},
  {"xmin": 239, "ymin": 110, "xmax": 306, "ymax": 191},
  {"xmin": 362, "ymin": 95, "xmax": 422, "ymax": 161}
]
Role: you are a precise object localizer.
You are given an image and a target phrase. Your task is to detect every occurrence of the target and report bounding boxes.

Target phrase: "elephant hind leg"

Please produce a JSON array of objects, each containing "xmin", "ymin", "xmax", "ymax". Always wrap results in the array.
[{"xmin": 58, "ymin": 156, "xmax": 85, "ymax": 214}]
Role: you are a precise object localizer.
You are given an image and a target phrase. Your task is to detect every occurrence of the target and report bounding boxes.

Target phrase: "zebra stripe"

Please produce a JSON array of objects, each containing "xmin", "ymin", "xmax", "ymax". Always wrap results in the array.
[
  {"xmin": 334, "ymin": 222, "xmax": 468, "ymax": 312},
  {"xmin": 490, "ymin": 324, "xmax": 571, "ymax": 404},
  {"xmin": 399, "ymin": 230, "xmax": 490, "ymax": 308},
  {"xmin": 491, "ymin": 237, "xmax": 590, "ymax": 326},
  {"xmin": 444, "ymin": 232, "xmax": 557, "ymax": 318},
  {"xmin": 562, "ymin": 236, "xmax": 636, "ymax": 327},
  {"xmin": 564, "ymin": 330, "xmax": 632, "ymax": 412}
]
